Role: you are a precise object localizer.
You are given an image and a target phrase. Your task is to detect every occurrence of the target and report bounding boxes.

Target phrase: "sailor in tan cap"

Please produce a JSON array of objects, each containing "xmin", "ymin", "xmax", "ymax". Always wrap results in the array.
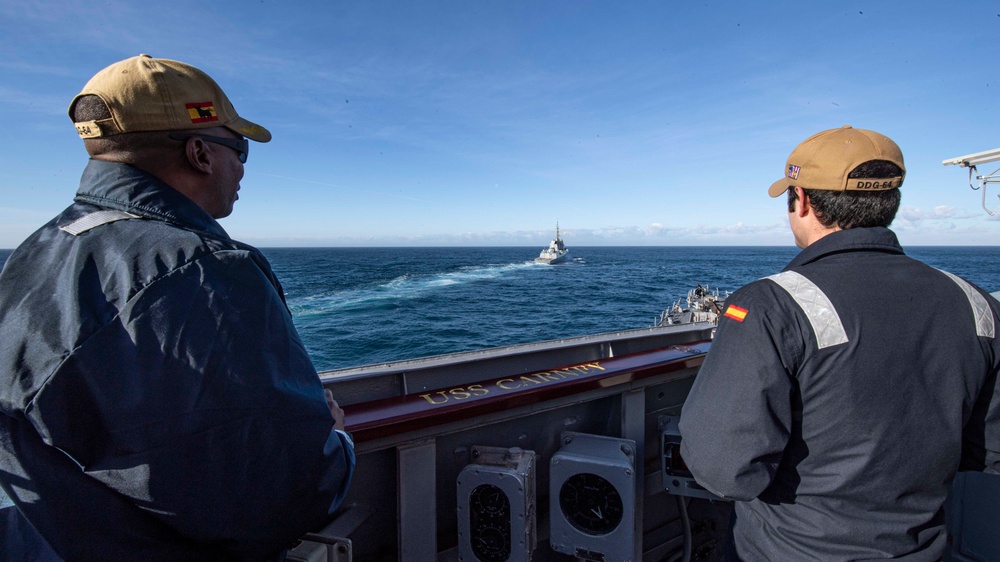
[
  {"xmin": 680, "ymin": 126, "xmax": 1000, "ymax": 561},
  {"xmin": 0, "ymin": 55, "xmax": 355, "ymax": 561}
]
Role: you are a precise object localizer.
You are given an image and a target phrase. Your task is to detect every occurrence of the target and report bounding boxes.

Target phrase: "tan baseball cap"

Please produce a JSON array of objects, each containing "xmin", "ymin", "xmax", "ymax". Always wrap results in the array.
[
  {"xmin": 69, "ymin": 54, "xmax": 271, "ymax": 143},
  {"xmin": 768, "ymin": 125, "xmax": 904, "ymax": 197}
]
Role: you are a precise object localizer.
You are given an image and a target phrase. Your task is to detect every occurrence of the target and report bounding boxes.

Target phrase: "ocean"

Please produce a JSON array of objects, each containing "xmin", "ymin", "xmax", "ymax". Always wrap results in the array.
[{"xmin": 2, "ymin": 245, "xmax": 999, "ymax": 371}]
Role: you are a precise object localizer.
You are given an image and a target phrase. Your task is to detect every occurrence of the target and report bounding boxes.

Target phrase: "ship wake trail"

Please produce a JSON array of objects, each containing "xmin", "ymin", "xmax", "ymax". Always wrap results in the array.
[{"xmin": 287, "ymin": 262, "xmax": 535, "ymax": 317}]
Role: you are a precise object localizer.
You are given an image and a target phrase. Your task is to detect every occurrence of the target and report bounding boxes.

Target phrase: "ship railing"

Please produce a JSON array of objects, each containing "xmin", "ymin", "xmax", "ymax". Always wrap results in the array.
[{"xmin": 313, "ymin": 323, "xmax": 717, "ymax": 561}]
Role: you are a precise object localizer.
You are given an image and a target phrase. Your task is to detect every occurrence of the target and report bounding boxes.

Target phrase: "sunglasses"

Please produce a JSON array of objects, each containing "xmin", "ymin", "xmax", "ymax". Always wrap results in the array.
[{"xmin": 170, "ymin": 133, "xmax": 249, "ymax": 163}]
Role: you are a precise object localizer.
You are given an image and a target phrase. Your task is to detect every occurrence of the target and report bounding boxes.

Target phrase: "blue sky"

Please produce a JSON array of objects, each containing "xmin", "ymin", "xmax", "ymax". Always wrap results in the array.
[{"xmin": 1, "ymin": 1, "xmax": 998, "ymax": 248}]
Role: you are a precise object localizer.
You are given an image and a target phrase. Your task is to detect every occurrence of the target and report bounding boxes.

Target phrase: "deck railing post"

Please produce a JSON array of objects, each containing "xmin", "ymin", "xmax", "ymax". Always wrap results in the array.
[{"xmin": 622, "ymin": 388, "xmax": 646, "ymax": 562}]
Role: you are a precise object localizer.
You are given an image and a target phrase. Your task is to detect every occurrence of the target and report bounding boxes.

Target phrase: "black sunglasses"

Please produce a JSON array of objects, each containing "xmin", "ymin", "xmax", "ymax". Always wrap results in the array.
[{"xmin": 169, "ymin": 133, "xmax": 249, "ymax": 163}]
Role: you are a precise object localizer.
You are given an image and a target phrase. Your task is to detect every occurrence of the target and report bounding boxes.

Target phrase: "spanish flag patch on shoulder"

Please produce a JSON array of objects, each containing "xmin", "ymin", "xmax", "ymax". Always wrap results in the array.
[{"xmin": 724, "ymin": 304, "xmax": 748, "ymax": 322}]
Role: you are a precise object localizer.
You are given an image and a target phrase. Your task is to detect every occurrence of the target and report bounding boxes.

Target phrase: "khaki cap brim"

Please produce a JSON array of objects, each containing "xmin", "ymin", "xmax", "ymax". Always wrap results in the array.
[
  {"xmin": 768, "ymin": 177, "xmax": 792, "ymax": 198},
  {"xmin": 227, "ymin": 116, "xmax": 271, "ymax": 143}
]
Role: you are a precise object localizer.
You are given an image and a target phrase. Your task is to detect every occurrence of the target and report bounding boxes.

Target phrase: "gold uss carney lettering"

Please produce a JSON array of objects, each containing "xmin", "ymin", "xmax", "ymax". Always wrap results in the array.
[{"xmin": 419, "ymin": 362, "xmax": 606, "ymax": 406}]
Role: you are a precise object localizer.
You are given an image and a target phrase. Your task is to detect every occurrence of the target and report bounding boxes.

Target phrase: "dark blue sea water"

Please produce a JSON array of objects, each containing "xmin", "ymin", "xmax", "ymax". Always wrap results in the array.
[
  {"xmin": 258, "ymin": 246, "xmax": 1000, "ymax": 371},
  {"xmin": 3, "ymin": 246, "xmax": 999, "ymax": 371}
]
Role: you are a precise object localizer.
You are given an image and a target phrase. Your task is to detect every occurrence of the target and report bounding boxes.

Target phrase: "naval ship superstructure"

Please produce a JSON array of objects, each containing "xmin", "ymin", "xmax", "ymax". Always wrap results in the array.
[{"xmin": 535, "ymin": 223, "xmax": 570, "ymax": 265}]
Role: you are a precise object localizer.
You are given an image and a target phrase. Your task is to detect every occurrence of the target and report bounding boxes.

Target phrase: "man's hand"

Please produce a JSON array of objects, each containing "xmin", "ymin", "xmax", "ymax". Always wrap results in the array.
[{"xmin": 324, "ymin": 388, "xmax": 346, "ymax": 431}]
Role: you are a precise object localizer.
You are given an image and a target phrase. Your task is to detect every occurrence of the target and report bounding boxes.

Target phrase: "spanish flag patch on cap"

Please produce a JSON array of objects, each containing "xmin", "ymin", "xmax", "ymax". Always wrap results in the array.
[
  {"xmin": 186, "ymin": 102, "xmax": 218, "ymax": 124},
  {"xmin": 724, "ymin": 304, "xmax": 748, "ymax": 322}
]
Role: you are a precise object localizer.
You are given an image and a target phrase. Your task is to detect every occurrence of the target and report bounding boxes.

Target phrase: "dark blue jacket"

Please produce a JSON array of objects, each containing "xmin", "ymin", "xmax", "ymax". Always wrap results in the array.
[
  {"xmin": 680, "ymin": 228, "xmax": 1000, "ymax": 561},
  {"xmin": 0, "ymin": 160, "xmax": 355, "ymax": 561}
]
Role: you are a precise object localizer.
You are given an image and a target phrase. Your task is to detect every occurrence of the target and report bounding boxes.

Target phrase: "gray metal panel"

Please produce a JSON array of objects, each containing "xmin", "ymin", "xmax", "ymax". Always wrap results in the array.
[{"xmin": 397, "ymin": 440, "xmax": 437, "ymax": 562}]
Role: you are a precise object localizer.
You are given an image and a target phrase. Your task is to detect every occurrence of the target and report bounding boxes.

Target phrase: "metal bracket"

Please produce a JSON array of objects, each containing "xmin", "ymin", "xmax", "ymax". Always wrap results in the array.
[
  {"xmin": 965, "ymin": 164, "xmax": 1000, "ymax": 215},
  {"xmin": 660, "ymin": 416, "xmax": 727, "ymax": 501},
  {"xmin": 286, "ymin": 504, "xmax": 373, "ymax": 562}
]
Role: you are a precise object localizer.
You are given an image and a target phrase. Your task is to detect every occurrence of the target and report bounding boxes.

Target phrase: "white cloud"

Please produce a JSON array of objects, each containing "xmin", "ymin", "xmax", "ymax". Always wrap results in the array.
[{"xmin": 896, "ymin": 205, "xmax": 979, "ymax": 225}]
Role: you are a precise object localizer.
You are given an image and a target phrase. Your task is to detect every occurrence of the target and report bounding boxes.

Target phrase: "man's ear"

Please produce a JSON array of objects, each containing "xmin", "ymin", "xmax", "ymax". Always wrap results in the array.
[
  {"xmin": 182, "ymin": 136, "xmax": 213, "ymax": 175},
  {"xmin": 793, "ymin": 186, "xmax": 810, "ymax": 218}
]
